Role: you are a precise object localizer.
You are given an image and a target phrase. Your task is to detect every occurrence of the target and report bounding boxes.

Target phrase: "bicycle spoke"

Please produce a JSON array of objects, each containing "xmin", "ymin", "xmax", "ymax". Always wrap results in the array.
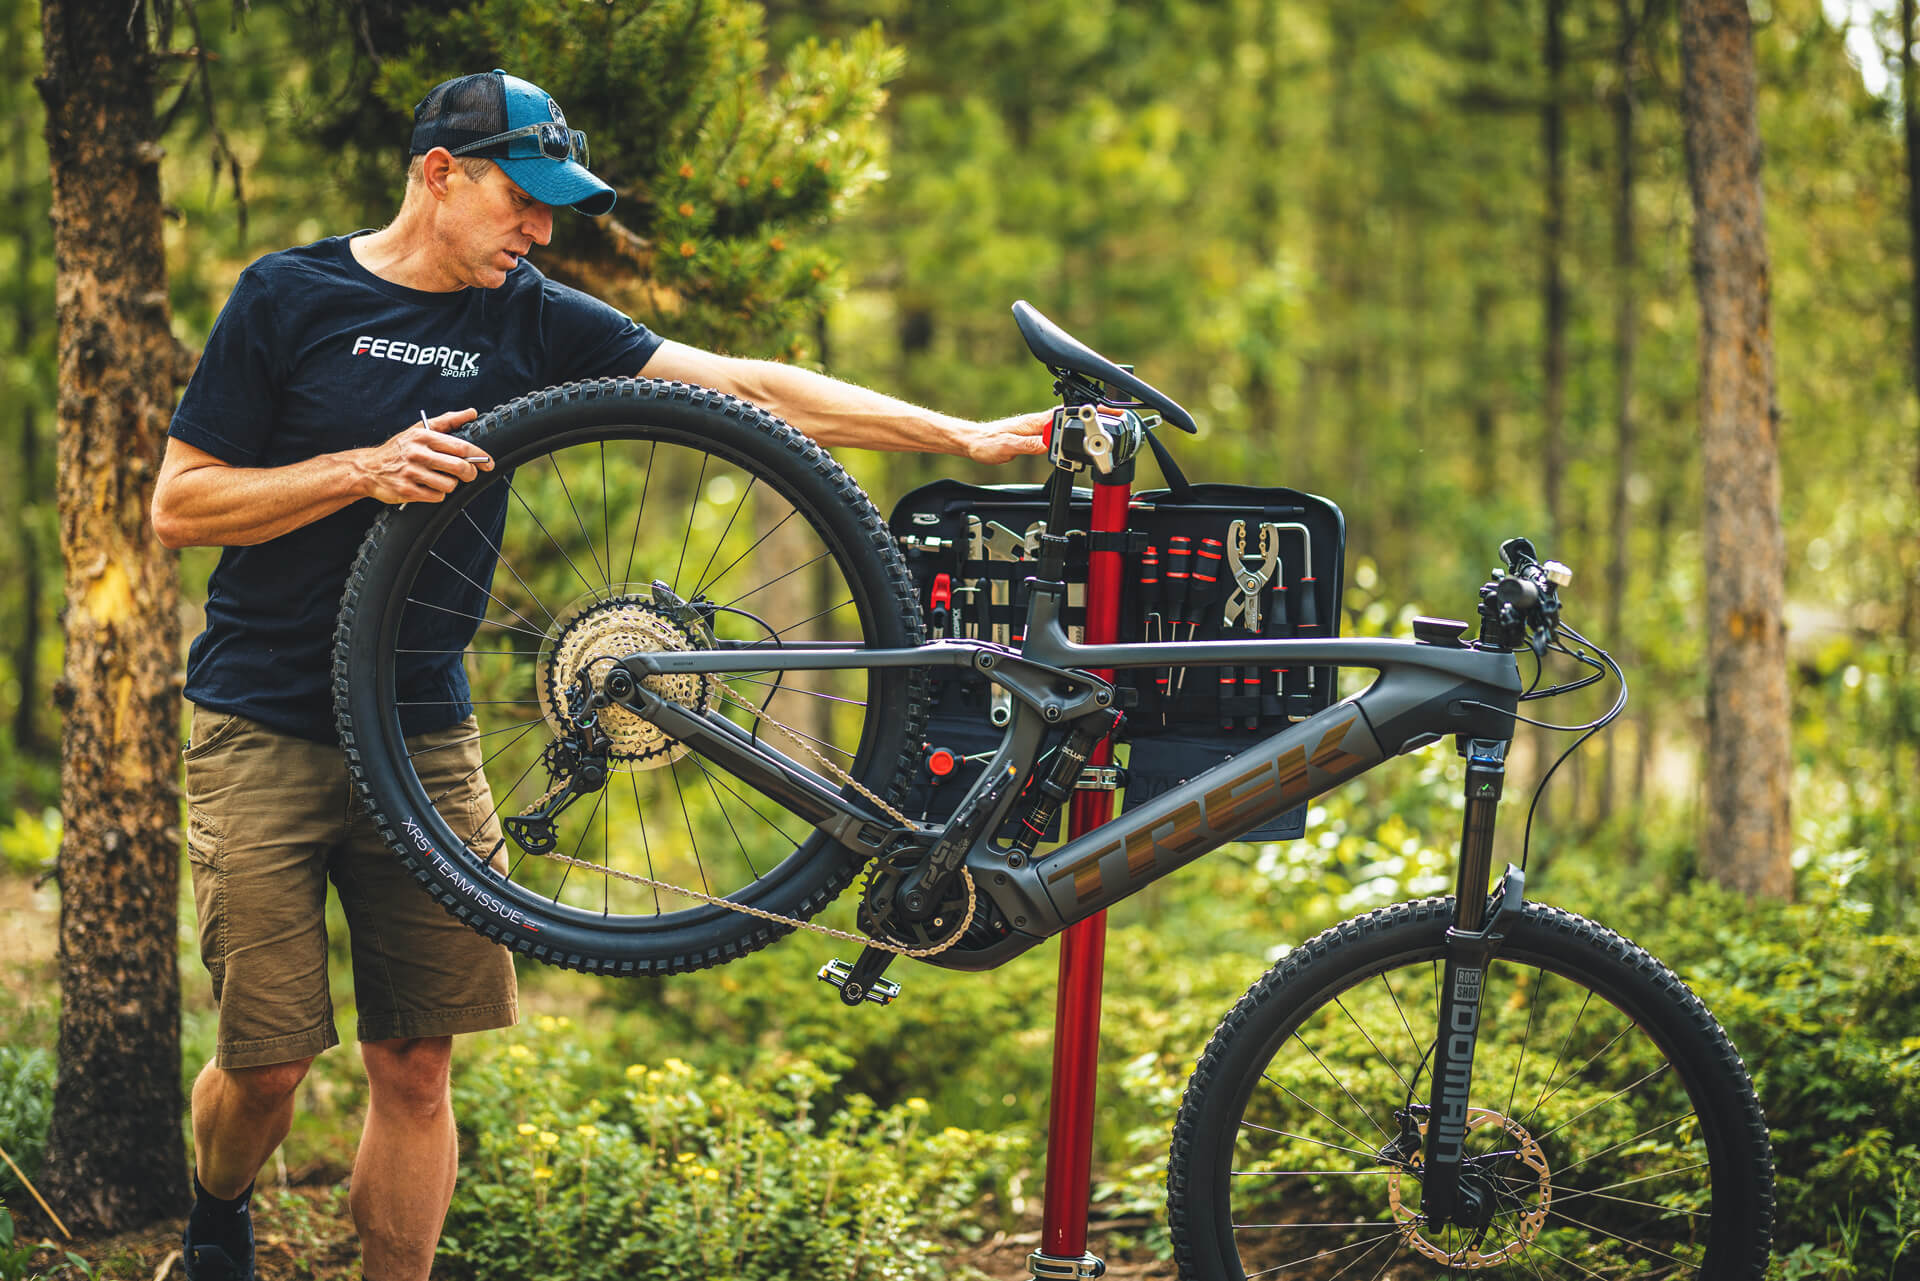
[
  {"xmin": 668, "ymin": 757, "xmax": 712, "ymax": 897},
  {"xmin": 1241, "ymin": 1229, "xmax": 1399, "ymax": 1279},
  {"xmin": 1287, "ymin": 1030, "xmax": 1393, "ymax": 1140},
  {"xmin": 455, "ymin": 507, "xmax": 562, "ymax": 631},
  {"xmin": 692, "ymin": 474, "xmax": 757, "ymax": 599},
  {"xmin": 405, "ymin": 594, "xmax": 550, "ymax": 642},
  {"xmin": 622, "ymin": 438, "xmax": 659, "ymax": 586},
  {"xmin": 1254, "ymin": 1068, "xmax": 1382, "ymax": 1157},
  {"xmin": 504, "ymin": 474, "xmax": 601, "ymax": 601},
  {"xmin": 673, "ymin": 453, "xmax": 709, "ymax": 591},
  {"xmin": 426, "ymin": 547, "xmax": 547, "ymax": 637},
  {"xmin": 628, "ymin": 770, "xmax": 662, "ymax": 915},
  {"xmin": 546, "ymin": 449, "xmax": 609, "ymax": 592}
]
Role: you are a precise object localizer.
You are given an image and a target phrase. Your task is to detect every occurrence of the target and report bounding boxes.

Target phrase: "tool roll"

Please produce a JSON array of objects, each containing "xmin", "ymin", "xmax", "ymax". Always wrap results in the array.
[{"xmin": 887, "ymin": 479, "xmax": 1346, "ymax": 843}]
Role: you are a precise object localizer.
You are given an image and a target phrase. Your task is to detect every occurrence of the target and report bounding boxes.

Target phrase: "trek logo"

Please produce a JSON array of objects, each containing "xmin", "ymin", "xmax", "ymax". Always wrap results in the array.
[
  {"xmin": 351, "ymin": 334, "xmax": 483, "ymax": 378},
  {"xmin": 1046, "ymin": 713, "xmax": 1375, "ymax": 904}
]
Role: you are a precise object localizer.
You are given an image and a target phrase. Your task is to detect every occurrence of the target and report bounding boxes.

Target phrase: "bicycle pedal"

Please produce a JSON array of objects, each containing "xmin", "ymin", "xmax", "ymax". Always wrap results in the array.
[{"xmin": 817, "ymin": 958, "xmax": 902, "ymax": 1006}]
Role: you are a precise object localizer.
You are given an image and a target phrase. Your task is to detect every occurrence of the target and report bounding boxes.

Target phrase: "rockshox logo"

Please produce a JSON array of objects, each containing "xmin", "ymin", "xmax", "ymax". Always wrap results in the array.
[
  {"xmin": 351, "ymin": 334, "xmax": 483, "ymax": 378},
  {"xmin": 1431, "ymin": 964, "xmax": 1484, "ymax": 1163}
]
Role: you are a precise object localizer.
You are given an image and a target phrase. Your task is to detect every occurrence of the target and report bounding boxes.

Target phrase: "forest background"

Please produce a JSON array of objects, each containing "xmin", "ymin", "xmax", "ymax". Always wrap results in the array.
[{"xmin": 2, "ymin": 0, "xmax": 1918, "ymax": 1276}]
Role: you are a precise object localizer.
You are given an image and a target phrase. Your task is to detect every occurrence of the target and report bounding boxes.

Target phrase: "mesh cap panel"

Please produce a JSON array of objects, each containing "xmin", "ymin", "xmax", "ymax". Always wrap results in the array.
[{"xmin": 410, "ymin": 73, "xmax": 509, "ymax": 156}]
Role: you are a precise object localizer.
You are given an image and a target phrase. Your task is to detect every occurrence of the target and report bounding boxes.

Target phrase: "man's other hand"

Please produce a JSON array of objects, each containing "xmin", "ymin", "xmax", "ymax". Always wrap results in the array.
[
  {"xmin": 961, "ymin": 411, "xmax": 1051, "ymax": 465},
  {"xmin": 356, "ymin": 409, "xmax": 489, "ymax": 504}
]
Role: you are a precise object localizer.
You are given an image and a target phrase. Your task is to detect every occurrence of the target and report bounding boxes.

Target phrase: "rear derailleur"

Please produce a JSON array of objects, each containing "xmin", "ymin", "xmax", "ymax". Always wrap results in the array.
[{"xmin": 502, "ymin": 675, "xmax": 613, "ymax": 857}]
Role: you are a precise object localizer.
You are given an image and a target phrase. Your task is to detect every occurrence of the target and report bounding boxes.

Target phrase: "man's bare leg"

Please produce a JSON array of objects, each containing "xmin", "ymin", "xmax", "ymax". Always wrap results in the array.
[
  {"xmin": 353, "ymin": 1036, "xmax": 457, "ymax": 1281},
  {"xmin": 191, "ymin": 1056, "xmax": 315, "ymax": 1196}
]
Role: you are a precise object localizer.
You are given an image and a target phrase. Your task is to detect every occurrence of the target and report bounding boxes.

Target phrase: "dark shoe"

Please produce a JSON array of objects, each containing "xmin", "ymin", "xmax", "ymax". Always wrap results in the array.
[{"xmin": 181, "ymin": 1209, "xmax": 254, "ymax": 1281}]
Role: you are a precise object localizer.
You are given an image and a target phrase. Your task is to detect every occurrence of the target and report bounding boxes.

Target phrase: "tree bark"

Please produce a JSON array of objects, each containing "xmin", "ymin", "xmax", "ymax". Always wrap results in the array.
[
  {"xmin": 1678, "ymin": 0, "xmax": 1792, "ymax": 899},
  {"xmin": 36, "ymin": 0, "xmax": 187, "ymax": 1233}
]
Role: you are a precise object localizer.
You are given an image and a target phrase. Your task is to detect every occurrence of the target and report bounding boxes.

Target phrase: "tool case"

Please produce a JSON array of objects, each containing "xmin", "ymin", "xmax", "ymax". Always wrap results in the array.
[{"xmin": 887, "ymin": 479, "xmax": 1346, "ymax": 842}]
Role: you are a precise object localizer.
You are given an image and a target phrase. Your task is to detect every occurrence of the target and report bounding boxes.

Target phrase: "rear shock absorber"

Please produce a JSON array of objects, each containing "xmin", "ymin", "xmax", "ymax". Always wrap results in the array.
[{"xmin": 1008, "ymin": 710, "xmax": 1123, "ymax": 860}]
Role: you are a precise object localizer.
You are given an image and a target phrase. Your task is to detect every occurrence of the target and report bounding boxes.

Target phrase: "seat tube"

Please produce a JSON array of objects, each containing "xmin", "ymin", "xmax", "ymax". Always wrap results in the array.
[{"xmin": 1034, "ymin": 472, "xmax": 1130, "ymax": 1278}]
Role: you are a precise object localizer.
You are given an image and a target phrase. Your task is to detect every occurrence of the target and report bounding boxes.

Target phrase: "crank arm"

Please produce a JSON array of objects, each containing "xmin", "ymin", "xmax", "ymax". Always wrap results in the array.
[{"xmin": 609, "ymin": 675, "xmax": 898, "ymax": 856}]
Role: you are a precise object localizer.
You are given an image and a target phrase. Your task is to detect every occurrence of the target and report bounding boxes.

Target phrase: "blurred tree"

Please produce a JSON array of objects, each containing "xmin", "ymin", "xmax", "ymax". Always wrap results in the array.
[
  {"xmin": 35, "ymin": 0, "xmax": 187, "ymax": 1232},
  {"xmin": 1, "ymin": 0, "xmax": 55, "ymax": 789},
  {"xmin": 1679, "ymin": 0, "xmax": 1791, "ymax": 898},
  {"xmin": 289, "ymin": 0, "xmax": 903, "ymax": 360}
]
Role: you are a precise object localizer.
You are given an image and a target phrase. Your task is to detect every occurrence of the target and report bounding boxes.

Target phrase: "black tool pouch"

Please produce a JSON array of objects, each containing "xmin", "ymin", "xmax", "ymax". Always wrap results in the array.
[{"xmin": 888, "ymin": 479, "xmax": 1345, "ymax": 843}]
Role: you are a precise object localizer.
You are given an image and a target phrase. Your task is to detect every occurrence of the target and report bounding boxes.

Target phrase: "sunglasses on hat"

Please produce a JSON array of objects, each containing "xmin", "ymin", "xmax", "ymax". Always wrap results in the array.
[{"xmin": 451, "ymin": 122, "xmax": 590, "ymax": 170}]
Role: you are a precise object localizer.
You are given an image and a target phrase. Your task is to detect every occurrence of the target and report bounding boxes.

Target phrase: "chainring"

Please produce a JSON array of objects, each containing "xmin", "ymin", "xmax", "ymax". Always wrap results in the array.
[{"xmin": 856, "ymin": 846, "xmax": 976, "ymax": 950}]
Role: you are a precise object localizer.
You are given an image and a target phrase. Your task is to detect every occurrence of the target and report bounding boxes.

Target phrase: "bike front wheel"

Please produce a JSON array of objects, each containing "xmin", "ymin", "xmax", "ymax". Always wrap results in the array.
[
  {"xmin": 333, "ymin": 379, "xmax": 925, "ymax": 976},
  {"xmin": 1167, "ymin": 897, "xmax": 1773, "ymax": 1278}
]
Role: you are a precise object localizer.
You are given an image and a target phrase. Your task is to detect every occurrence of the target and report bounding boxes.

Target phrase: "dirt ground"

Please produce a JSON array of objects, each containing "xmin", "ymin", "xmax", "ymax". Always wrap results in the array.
[{"xmin": 10, "ymin": 1189, "xmax": 1176, "ymax": 1281}]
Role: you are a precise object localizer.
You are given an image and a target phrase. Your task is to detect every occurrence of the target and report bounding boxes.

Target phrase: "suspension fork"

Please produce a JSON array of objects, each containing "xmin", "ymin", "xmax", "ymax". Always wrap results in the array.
[{"xmin": 1418, "ymin": 736, "xmax": 1526, "ymax": 1226}]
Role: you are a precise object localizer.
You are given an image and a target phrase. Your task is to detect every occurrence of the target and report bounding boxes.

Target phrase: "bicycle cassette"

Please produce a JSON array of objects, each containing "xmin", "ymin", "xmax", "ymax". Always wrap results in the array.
[{"xmin": 538, "ymin": 589, "xmax": 716, "ymax": 770}]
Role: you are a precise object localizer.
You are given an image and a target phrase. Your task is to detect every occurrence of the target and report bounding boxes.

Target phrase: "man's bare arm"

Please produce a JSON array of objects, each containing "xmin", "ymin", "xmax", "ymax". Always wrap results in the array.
[
  {"xmin": 150, "ymin": 409, "xmax": 488, "ymax": 549},
  {"xmin": 642, "ymin": 341, "xmax": 1048, "ymax": 464}
]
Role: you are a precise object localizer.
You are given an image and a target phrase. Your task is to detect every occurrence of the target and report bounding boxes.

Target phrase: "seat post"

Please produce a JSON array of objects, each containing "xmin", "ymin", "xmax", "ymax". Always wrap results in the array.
[{"xmin": 1031, "ymin": 467, "xmax": 1131, "ymax": 1281}]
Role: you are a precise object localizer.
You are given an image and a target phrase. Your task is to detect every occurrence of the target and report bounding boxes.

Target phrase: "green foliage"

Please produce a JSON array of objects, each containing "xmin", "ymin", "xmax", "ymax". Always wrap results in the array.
[
  {"xmin": 0, "ymin": 1204, "xmax": 93, "ymax": 1281},
  {"xmin": 0, "ymin": 1048, "xmax": 52, "ymax": 1201},
  {"xmin": 441, "ymin": 1016, "xmax": 1023, "ymax": 1280},
  {"xmin": 308, "ymin": 0, "xmax": 905, "ymax": 358},
  {"xmin": 0, "ymin": 812, "xmax": 57, "ymax": 879}
]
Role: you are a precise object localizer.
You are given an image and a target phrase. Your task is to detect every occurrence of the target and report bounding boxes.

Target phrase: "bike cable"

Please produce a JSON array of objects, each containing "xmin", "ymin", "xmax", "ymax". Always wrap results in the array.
[{"xmin": 1453, "ymin": 620, "xmax": 1628, "ymax": 872}]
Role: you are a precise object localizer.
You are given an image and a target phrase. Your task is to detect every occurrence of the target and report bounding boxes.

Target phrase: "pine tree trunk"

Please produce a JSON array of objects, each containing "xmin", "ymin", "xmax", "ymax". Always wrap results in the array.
[
  {"xmin": 1601, "ymin": 0, "xmax": 1638, "ymax": 821},
  {"xmin": 1542, "ymin": 0, "xmax": 1567, "ymax": 541},
  {"xmin": 1678, "ymin": 0, "xmax": 1792, "ymax": 899},
  {"xmin": 35, "ymin": 0, "xmax": 188, "ymax": 1233},
  {"xmin": 11, "ymin": 115, "xmax": 44, "ymax": 757},
  {"xmin": 1902, "ymin": 0, "xmax": 1919, "ymax": 846}
]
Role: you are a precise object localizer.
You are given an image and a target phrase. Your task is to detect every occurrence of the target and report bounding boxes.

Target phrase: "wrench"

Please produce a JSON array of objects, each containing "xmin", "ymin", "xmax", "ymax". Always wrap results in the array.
[{"xmin": 975, "ymin": 518, "xmax": 1030, "ymax": 725}]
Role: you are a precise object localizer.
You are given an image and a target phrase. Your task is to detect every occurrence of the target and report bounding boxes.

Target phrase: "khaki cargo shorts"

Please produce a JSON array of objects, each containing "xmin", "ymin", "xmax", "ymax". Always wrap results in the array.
[{"xmin": 184, "ymin": 705, "xmax": 518, "ymax": 1068}]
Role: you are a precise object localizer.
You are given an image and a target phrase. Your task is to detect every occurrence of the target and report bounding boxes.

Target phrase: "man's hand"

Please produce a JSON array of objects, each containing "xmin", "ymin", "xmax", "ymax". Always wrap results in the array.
[
  {"xmin": 958, "ymin": 411, "xmax": 1051, "ymax": 464},
  {"xmin": 353, "ymin": 409, "xmax": 488, "ymax": 504}
]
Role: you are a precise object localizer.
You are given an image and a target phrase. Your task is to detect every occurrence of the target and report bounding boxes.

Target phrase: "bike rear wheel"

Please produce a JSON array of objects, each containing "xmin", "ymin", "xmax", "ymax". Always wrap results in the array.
[
  {"xmin": 333, "ymin": 378, "xmax": 925, "ymax": 975},
  {"xmin": 1167, "ymin": 897, "xmax": 1773, "ymax": 1278}
]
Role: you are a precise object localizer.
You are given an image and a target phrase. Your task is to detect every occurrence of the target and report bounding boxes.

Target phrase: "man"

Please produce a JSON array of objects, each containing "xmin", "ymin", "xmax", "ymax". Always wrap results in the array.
[{"xmin": 151, "ymin": 69, "xmax": 1045, "ymax": 1281}]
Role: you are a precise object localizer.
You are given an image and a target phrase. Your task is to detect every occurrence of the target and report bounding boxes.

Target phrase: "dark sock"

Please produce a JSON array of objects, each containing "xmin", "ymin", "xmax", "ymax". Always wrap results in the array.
[
  {"xmin": 192, "ymin": 1174, "xmax": 254, "ymax": 1216},
  {"xmin": 187, "ymin": 1175, "xmax": 254, "ymax": 1274}
]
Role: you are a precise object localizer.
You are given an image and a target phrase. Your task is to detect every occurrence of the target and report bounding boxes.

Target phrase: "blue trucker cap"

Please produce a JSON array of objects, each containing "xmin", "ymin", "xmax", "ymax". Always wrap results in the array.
[{"xmin": 409, "ymin": 70, "xmax": 616, "ymax": 216}]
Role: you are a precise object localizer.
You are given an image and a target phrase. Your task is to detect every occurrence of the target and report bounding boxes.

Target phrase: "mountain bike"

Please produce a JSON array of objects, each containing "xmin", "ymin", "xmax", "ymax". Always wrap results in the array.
[{"xmin": 333, "ymin": 303, "xmax": 1774, "ymax": 1277}]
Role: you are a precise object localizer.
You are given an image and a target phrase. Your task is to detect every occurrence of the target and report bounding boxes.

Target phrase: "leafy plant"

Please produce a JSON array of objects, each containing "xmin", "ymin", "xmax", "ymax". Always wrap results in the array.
[
  {"xmin": 442, "ymin": 1016, "xmax": 1024, "ymax": 1281},
  {"xmin": 0, "ymin": 1047, "xmax": 53, "ymax": 1198}
]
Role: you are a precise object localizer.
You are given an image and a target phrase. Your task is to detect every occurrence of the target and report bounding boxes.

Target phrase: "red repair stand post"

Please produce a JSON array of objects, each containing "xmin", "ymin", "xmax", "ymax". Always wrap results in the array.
[{"xmin": 1030, "ymin": 477, "xmax": 1130, "ymax": 1281}]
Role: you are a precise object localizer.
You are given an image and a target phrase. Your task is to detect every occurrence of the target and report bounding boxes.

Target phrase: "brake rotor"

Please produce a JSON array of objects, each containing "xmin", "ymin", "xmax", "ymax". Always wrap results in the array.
[
  {"xmin": 1385, "ymin": 1107, "xmax": 1552, "ymax": 1266},
  {"xmin": 537, "ymin": 591, "xmax": 716, "ymax": 770}
]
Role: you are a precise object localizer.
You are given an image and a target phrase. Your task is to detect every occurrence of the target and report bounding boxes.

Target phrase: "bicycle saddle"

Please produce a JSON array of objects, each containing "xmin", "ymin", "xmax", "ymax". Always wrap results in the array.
[{"xmin": 1012, "ymin": 300, "xmax": 1198, "ymax": 433}]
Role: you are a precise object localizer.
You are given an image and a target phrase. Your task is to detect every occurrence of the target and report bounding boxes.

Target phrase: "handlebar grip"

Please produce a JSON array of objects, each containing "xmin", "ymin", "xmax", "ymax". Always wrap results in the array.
[{"xmin": 1497, "ymin": 576, "xmax": 1542, "ymax": 612}]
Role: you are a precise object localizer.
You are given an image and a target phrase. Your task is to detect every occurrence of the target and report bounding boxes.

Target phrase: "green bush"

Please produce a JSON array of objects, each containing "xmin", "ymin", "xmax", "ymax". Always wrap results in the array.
[
  {"xmin": 442, "ymin": 1016, "xmax": 1025, "ymax": 1281},
  {"xmin": 1583, "ymin": 874, "xmax": 1920, "ymax": 1277},
  {"xmin": 0, "ymin": 1047, "xmax": 52, "ymax": 1198}
]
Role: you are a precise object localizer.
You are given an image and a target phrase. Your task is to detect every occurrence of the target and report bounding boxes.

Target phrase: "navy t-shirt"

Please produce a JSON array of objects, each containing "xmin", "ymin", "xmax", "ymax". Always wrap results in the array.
[{"xmin": 171, "ymin": 234, "xmax": 663, "ymax": 742}]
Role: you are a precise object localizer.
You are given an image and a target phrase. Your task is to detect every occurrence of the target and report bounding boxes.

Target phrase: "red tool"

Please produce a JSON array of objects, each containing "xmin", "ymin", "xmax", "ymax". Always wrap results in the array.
[{"xmin": 929, "ymin": 572, "xmax": 952, "ymax": 638}]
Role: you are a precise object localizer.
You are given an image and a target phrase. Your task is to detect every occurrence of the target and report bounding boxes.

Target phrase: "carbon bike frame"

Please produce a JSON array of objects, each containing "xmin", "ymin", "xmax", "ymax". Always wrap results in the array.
[
  {"xmin": 615, "ymin": 593, "xmax": 1523, "ymax": 969},
  {"xmin": 608, "ymin": 485, "xmax": 1536, "ymax": 1267}
]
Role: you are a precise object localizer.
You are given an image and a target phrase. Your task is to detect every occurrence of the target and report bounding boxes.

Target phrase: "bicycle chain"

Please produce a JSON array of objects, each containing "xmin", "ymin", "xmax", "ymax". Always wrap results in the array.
[{"xmin": 512, "ymin": 596, "xmax": 972, "ymax": 959}]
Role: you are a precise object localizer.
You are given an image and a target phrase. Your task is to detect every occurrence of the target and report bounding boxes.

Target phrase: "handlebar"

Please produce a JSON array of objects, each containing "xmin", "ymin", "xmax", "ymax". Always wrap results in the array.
[{"xmin": 1480, "ymin": 537, "xmax": 1573, "ymax": 656}]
